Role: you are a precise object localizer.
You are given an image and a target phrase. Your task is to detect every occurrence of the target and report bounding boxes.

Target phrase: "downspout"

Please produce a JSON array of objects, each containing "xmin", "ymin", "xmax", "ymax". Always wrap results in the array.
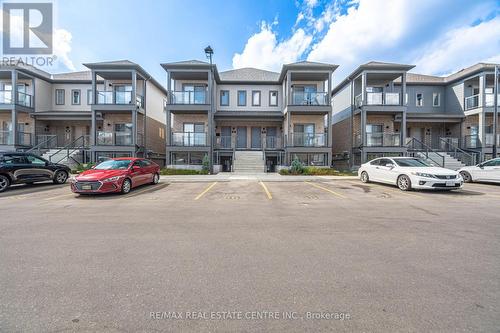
[{"xmin": 143, "ymin": 74, "xmax": 152, "ymax": 158}]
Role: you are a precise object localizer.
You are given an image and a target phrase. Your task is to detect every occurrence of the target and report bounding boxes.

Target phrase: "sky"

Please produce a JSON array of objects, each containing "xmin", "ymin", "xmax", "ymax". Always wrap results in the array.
[{"xmin": 2, "ymin": 0, "xmax": 500, "ymax": 85}]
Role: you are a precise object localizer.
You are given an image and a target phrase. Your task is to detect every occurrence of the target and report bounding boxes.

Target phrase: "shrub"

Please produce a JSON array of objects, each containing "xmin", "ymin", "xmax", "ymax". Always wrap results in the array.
[
  {"xmin": 290, "ymin": 157, "xmax": 305, "ymax": 175},
  {"xmin": 72, "ymin": 162, "xmax": 95, "ymax": 174},
  {"xmin": 160, "ymin": 168, "xmax": 208, "ymax": 175}
]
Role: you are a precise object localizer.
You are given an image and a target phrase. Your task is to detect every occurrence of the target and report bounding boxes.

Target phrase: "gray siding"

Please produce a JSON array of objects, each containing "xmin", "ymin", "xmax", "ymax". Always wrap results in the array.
[
  {"xmin": 406, "ymin": 85, "xmax": 446, "ymax": 114},
  {"xmin": 445, "ymin": 82, "xmax": 464, "ymax": 113},
  {"xmin": 332, "ymin": 84, "xmax": 351, "ymax": 123}
]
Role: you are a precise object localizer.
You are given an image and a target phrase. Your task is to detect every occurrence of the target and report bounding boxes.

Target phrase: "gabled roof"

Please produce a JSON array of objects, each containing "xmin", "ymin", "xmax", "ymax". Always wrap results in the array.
[{"xmin": 219, "ymin": 67, "xmax": 280, "ymax": 83}]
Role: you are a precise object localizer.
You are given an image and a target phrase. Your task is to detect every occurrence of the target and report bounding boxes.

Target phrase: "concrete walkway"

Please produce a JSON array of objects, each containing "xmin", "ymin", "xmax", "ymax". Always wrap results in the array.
[{"xmin": 160, "ymin": 173, "xmax": 359, "ymax": 182}]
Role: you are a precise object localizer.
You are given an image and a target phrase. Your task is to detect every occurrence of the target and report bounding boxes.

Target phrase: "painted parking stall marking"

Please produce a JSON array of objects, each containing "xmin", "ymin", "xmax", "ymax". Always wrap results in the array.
[
  {"xmin": 259, "ymin": 181, "xmax": 273, "ymax": 200},
  {"xmin": 194, "ymin": 182, "xmax": 218, "ymax": 200},
  {"xmin": 304, "ymin": 181, "xmax": 347, "ymax": 199}
]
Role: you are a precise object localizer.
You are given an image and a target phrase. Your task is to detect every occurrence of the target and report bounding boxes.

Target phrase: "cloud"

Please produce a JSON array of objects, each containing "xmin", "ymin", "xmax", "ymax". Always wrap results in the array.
[
  {"xmin": 412, "ymin": 17, "xmax": 500, "ymax": 75},
  {"xmin": 232, "ymin": 22, "xmax": 312, "ymax": 71},
  {"xmin": 53, "ymin": 28, "xmax": 76, "ymax": 71}
]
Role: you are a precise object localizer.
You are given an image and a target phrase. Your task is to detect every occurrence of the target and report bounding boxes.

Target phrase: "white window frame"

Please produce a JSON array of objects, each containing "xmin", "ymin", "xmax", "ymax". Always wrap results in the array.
[
  {"xmin": 269, "ymin": 90, "xmax": 278, "ymax": 106},
  {"xmin": 55, "ymin": 89, "xmax": 65, "ymax": 105},
  {"xmin": 432, "ymin": 92, "xmax": 440, "ymax": 107},
  {"xmin": 416, "ymin": 92, "xmax": 424, "ymax": 107},
  {"xmin": 71, "ymin": 89, "xmax": 81, "ymax": 105},
  {"xmin": 252, "ymin": 90, "xmax": 261, "ymax": 106}
]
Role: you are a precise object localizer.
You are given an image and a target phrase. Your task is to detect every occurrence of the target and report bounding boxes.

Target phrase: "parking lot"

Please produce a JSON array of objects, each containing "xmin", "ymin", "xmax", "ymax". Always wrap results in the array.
[{"xmin": 1, "ymin": 179, "xmax": 500, "ymax": 332}]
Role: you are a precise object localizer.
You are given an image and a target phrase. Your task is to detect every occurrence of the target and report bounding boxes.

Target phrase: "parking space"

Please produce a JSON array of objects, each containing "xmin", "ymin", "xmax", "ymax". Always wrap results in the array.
[{"xmin": 1, "ymin": 178, "xmax": 500, "ymax": 332}]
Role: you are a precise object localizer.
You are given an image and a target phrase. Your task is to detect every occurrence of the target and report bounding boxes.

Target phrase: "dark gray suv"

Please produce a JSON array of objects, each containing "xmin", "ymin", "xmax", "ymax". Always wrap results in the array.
[{"xmin": 0, "ymin": 152, "xmax": 71, "ymax": 192}]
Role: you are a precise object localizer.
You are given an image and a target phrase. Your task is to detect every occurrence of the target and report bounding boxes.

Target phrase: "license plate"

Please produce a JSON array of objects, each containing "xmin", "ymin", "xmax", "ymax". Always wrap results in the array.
[
  {"xmin": 81, "ymin": 185, "xmax": 92, "ymax": 190},
  {"xmin": 445, "ymin": 181, "xmax": 455, "ymax": 187}
]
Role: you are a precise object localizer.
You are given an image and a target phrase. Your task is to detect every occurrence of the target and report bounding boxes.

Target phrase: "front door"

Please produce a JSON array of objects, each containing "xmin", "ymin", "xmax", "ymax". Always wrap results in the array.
[
  {"xmin": 251, "ymin": 127, "xmax": 261, "ymax": 149},
  {"xmin": 236, "ymin": 127, "xmax": 247, "ymax": 149}
]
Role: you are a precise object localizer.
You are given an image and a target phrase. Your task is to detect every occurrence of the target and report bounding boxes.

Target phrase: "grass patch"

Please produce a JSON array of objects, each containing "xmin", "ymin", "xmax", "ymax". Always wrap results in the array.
[
  {"xmin": 160, "ymin": 168, "xmax": 209, "ymax": 175},
  {"xmin": 279, "ymin": 166, "xmax": 356, "ymax": 176}
]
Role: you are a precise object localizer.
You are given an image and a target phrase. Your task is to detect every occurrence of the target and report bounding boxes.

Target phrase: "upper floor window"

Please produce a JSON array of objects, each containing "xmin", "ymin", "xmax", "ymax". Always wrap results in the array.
[
  {"xmin": 220, "ymin": 90, "xmax": 229, "ymax": 106},
  {"xmin": 432, "ymin": 93, "xmax": 440, "ymax": 107},
  {"xmin": 183, "ymin": 84, "xmax": 206, "ymax": 104},
  {"xmin": 252, "ymin": 91, "xmax": 261, "ymax": 106},
  {"xmin": 55, "ymin": 89, "xmax": 65, "ymax": 105},
  {"xmin": 72, "ymin": 89, "xmax": 81, "ymax": 105},
  {"xmin": 87, "ymin": 89, "xmax": 93, "ymax": 105},
  {"xmin": 269, "ymin": 91, "xmax": 278, "ymax": 106},
  {"xmin": 238, "ymin": 90, "xmax": 247, "ymax": 106},
  {"xmin": 416, "ymin": 93, "xmax": 423, "ymax": 107}
]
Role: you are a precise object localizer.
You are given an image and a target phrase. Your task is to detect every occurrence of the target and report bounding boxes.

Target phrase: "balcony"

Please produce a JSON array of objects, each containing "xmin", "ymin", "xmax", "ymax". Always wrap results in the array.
[
  {"xmin": 465, "ymin": 94, "xmax": 479, "ymax": 110},
  {"xmin": 170, "ymin": 91, "xmax": 207, "ymax": 105},
  {"xmin": 290, "ymin": 133, "xmax": 326, "ymax": 147},
  {"xmin": 0, "ymin": 90, "xmax": 33, "ymax": 108},
  {"xmin": 171, "ymin": 132, "xmax": 207, "ymax": 146},
  {"xmin": 291, "ymin": 91, "xmax": 328, "ymax": 106},
  {"xmin": 354, "ymin": 92, "xmax": 402, "ymax": 107},
  {"xmin": 96, "ymin": 131, "xmax": 143, "ymax": 146},
  {"xmin": 355, "ymin": 133, "xmax": 401, "ymax": 147},
  {"xmin": 96, "ymin": 91, "xmax": 144, "ymax": 107},
  {"xmin": 265, "ymin": 136, "xmax": 282, "ymax": 149},
  {"xmin": 0, "ymin": 130, "xmax": 32, "ymax": 146}
]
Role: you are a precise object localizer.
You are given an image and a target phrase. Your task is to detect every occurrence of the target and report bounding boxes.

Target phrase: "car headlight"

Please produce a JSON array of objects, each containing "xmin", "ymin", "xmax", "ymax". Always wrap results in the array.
[
  {"xmin": 412, "ymin": 172, "xmax": 435, "ymax": 178},
  {"xmin": 102, "ymin": 176, "xmax": 122, "ymax": 182}
]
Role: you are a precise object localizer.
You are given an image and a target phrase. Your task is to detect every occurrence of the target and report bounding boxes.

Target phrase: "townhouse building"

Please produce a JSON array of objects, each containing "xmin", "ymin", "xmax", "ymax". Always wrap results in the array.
[
  {"xmin": 162, "ymin": 60, "xmax": 337, "ymax": 172},
  {"xmin": 0, "ymin": 60, "xmax": 167, "ymax": 166},
  {"xmin": 331, "ymin": 62, "xmax": 499, "ymax": 168}
]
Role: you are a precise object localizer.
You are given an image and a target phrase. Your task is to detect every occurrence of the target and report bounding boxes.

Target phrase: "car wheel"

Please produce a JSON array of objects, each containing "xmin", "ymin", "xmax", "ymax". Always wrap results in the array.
[
  {"xmin": 121, "ymin": 178, "xmax": 132, "ymax": 194},
  {"xmin": 397, "ymin": 175, "xmax": 412, "ymax": 191},
  {"xmin": 152, "ymin": 173, "xmax": 160, "ymax": 184},
  {"xmin": 360, "ymin": 171, "xmax": 370, "ymax": 183},
  {"xmin": 0, "ymin": 175, "xmax": 10, "ymax": 193},
  {"xmin": 53, "ymin": 170, "xmax": 68, "ymax": 184},
  {"xmin": 460, "ymin": 171, "xmax": 472, "ymax": 183}
]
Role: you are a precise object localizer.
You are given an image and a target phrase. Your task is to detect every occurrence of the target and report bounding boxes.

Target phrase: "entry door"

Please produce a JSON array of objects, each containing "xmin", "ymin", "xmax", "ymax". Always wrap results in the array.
[
  {"xmin": 251, "ymin": 127, "xmax": 261, "ymax": 149},
  {"xmin": 267, "ymin": 127, "xmax": 277, "ymax": 148},
  {"xmin": 236, "ymin": 127, "xmax": 247, "ymax": 148},
  {"xmin": 470, "ymin": 126, "xmax": 479, "ymax": 148}
]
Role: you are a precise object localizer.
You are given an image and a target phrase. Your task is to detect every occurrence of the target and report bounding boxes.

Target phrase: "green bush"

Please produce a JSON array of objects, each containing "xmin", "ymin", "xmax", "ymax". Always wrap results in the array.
[
  {"xmin": 72, "ymin": 162, "xmax": 95, "ymax": 174},
  {"xmin": 160, "ymin": 168, "xmax": 209, "ymax": 175},
  {"xmin": 290, "ymin": 157, "xmax": 305, "ymax": 175},
  {"xmin": 279, "ymin": 165, "xmax": 356, "ymax": 176}
]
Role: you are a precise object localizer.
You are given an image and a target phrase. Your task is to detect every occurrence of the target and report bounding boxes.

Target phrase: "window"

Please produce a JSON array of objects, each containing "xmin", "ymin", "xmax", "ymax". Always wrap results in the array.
[
  {"xmin": 252, "ymin": 90, "xmax": 261, "ymax": 106},
  {"xmin": 416, "ymin": 93, "xmax": 423, "ymax": 107},
  {"xmin": 432, "ymin": 93, "xmax": 440, "ymax": 107},
  {"xmin": 115, "ymin": 123, "xmax": 133, "ymax": 145},
  {"xmin": 190, "ymin": 152, "xmax": 205, "ymax": 165},
  {"xmin": 220, "ymin": 90, "xmax": 229, "ymax": 106},
  {"xmin": 55, "ymin": 89, "xmax": 65, "ymax": 105},
  {"xmin": 159, "ymin": 127, "xmax": 165, "ymax": 139},
  {"xmin": 237, "ymin": 90, "xmax": 247, "ymax": 106},
  {"xmin": 183, "ymin": 84, "xmax": 206, "ymax": 104},
  {"xmin": 87, "ymin": 89, "xmax": 93, "ymax": 105},
  {"xmin": 269, "ymin": 91, "xmax": 278, "ymax": 106},
  {"xmin": 172, "ymin": 152, "xmax": 188, "ymax": 165},
  {"xmin": 1, "ymin": 154, "xmax": 25, "ymax": 164},
  {"xmin": 71, "ymin": 89, "xmax": 81, "ymax": 105},
  {"xmin": 26, "ymin": 155, "xmax": 47, "ymax": 166}
]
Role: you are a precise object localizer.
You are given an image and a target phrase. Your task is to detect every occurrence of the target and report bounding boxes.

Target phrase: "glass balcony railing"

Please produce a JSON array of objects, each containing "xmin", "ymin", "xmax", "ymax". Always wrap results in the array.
[
  {"xmin": 355, "ymin": 133, "xmax": 401, "ymax": 147},
  {"xmin": 265, "ymin": 136, "xmax": 282, "ymax": 149},
  {"xmin": 0, "ymin": 130, "xmax": 32, "ymax": 145},
  {"xmin": 0, "ymin": 91, "xmax": 33, "ymax": 107},
  {"xmin": 0, "ymin": 130, "xmax": 12, "ymax": 145},
  {"xmin": 465, "ymin": 94, "xmax": 479, "ymax": 110},
  {"xmin": 96, "ymin": 91, "xmax": 144, "ymax": 106},
  {"xmin": 0, "ymin": 90, "xmax": 13, "ymax": 104},
  {"xmin": 170, "ymin": 91, "xmax": 207, "ymax": 104},
  {"xmin": 216, "ymin": 135, "xmax": 232, "ymax": 149},
  {"xmin": 463, "ymin": 134, "xmax": 481, "ymax": 149},
  {"xmin": 290, "ymin": 133, "xmax": 326, "ymax": 147},
  {"xmin": 485, "ymin": 93, "xmax": 500, "ymax": 107},
  {"xmin": 291, "ymin": 91, "xmax": 328, "ymax": 106},
  {"xmin": 171, "ymin": 132, "xmax": 207, "ymax": 146},
  {"xmin": 96, "ymin": 131, "xmax": 143, "ymax": 146},
  {"xmin": 365, "ymin": 92, "xmax": 401, "ymax": 106},
  {"xmin": 485, "ymin": 133, "xmax": 500, "ymax": 147}
]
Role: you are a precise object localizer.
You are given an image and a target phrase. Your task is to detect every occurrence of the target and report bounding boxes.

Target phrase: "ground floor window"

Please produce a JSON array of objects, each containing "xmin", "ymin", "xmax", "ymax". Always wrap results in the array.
[
  {"xmin": 172, "ymin": 152, "xmax": 188, "ymax": 165},
  {"xmin": 366, "ymin": 152, "xmax": 403, "ymax": 162},
  {"xmin": 96, "ymin": 151, "xmax": 132, "ymax": 163},
  {"xmin": 189, "ymin": 152, "xmax": 205, "ymax": 165}
]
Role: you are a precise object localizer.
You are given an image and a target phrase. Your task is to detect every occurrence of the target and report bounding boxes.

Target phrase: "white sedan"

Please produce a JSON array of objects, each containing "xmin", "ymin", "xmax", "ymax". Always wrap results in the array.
[
  {"xmin": 358, "ymin": 157, "xmax": 463, "ymax": 191},
  {"xmin": 458, "ymin": 158, "xmax": 500, "ymax": 184}
]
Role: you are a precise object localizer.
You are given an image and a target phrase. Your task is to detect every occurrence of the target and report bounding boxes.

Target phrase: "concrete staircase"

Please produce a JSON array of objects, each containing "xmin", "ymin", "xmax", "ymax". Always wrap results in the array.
[
  {"xmin": 417, "ymin": 151, "xmax": 466, "ymax": 170},
  {"xmin": 233, "ymin": 151, "xmax": 265, "ymax": 173}
]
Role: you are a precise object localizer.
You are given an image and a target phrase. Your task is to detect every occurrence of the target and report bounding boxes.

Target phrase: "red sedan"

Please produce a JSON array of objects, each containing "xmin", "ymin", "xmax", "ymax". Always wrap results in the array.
[{"xmin": 71, "ymin": 158, "xmax": 160, "ymax": 194}]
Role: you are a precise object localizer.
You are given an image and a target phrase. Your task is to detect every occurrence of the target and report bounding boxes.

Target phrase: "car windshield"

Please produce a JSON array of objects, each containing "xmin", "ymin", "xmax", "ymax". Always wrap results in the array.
[
  {"xmin": 94, "ymin": 159, "xmax": 132, "ymax": 170},
  {"xmin": 394, "ymin": 158, "xmax": 432, "ymax": 167}
]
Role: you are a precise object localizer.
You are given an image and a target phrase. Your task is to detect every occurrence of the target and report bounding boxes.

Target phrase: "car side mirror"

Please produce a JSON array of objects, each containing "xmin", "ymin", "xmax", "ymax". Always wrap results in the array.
[
  {"xmin": 386, "ymin": 163, "xmax": 395, "ymax": 169},
  {"xmin": 479, "ymin": 164, "xmax": 484, "ymax": 169},
  {"xmin": 91, "ymin": 165, "xmax": 96, "ymax": 169}
]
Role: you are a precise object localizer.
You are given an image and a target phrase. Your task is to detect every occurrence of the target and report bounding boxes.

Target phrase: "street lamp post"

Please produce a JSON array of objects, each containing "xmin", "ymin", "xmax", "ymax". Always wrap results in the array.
[
  {"xmin": 205, "ymin": 46, "xmax": 214, "ymax": 172},
  {"xmin": 493, "ymin": 65, "xmax": 499, "ymax": 158}
]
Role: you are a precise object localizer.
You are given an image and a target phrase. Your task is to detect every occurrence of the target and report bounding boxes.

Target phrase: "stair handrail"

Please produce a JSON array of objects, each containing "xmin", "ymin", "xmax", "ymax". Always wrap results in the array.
[
  {"xmin": 406, "ymin": 137, "xmax": 445, "ymax": 167},
  {"xmin": 438, "ymin": 137, "xmax": 477, "ymax": 166},
  {"xmin": 48, "ymin": 135, "xmax": 90, "ymax": 165},
  {"xmin": 26, "ymin": 135, "xmax": 58, "ymax": 156}
]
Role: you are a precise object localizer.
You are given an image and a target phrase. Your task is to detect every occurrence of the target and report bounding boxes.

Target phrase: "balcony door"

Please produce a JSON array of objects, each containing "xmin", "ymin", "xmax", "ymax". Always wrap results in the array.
[
  {"xmin": 266, "ymin": 127, "xmax": 277, "ymax": 148},
  {"xmin": 294, "ymin": 124, "xmax": 314, "ymax": 146},
  {"xmin": 183, "ymin": 123, "xmax": 205, "ymax": 146},
  {"xmin": 220, "ymin": 126, "xmax": 231, "ymax": 148},
  {"xmin": 115, "ymin": 123, "xmax": 133, "ymax": 145},
  {"xmin": 114, "ymin": 85, "xmax": 132, "ymax": 104},
  {"xmin": 366, "ymin": 124, "xmax": 383, "ymax": 146},
  {"xmin": 293, "ymin": 85, "xmax": 317, "ymax": 105},
  {"xmin": 183, "ymin": 84, "xmax": 206, "ymax": 104}
]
